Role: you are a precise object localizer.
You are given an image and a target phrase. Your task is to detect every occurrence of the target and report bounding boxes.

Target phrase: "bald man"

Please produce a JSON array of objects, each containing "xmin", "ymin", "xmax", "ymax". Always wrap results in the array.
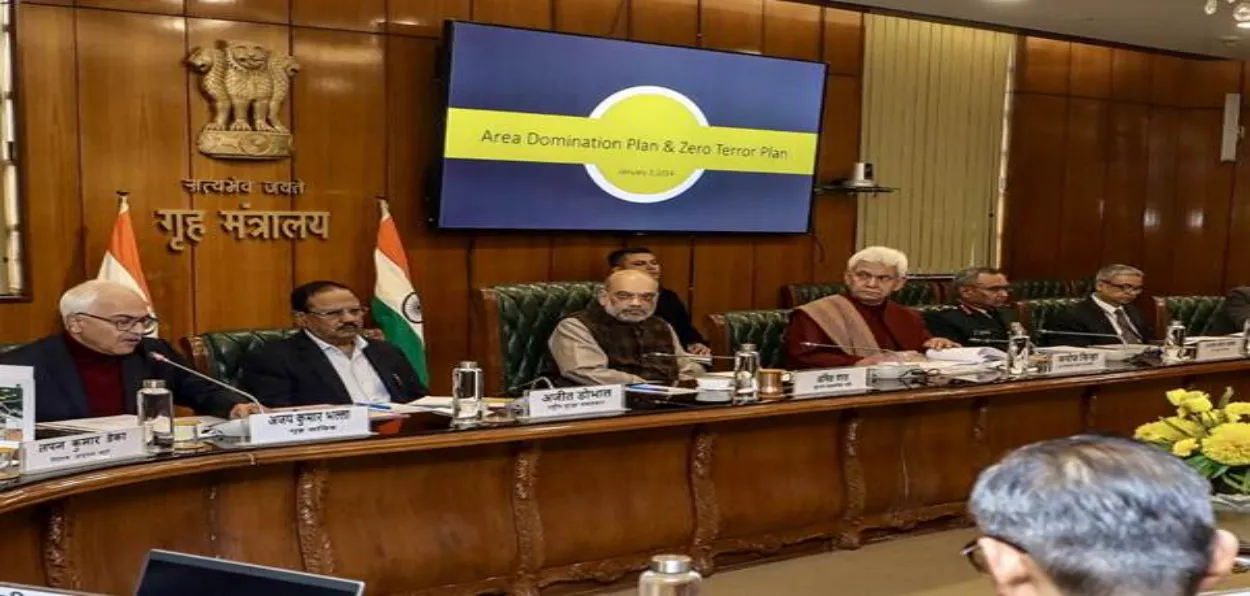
[
  {"xmin": 0, "ymin": 280, "xmax": 259, "ymax": 422},
  {"xmin": 548, "ymin": 270, "xmax": 704, "ymax": 386}
]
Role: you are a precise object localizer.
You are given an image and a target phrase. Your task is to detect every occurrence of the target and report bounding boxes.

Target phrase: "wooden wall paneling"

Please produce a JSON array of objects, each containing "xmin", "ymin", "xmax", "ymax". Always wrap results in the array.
[
  {"xmin": 322, "ymin": 447, "xmax": 519, "ymax": 591},
  {"xmin": 0, "ymin": 507, "xmax": 44, "ymax": 586},
  {"xmin": 1016, "ymin": 37, "xmax": 1070, "ymax": 95},
  {"xmin": 76, "ymin": 9, "xmax": 195, "ymax": 342},
  {"xmin": 811, "ymin": 75, "xmax": 859, "ymax": 280},
  {"xmin": 187, "ymin": 0, "xmax": 290, "ymax": 24},
  {"xmin": 554, "ymin": 0, "xmax": 629, "ymax": 37},
  {"xmin": 821, "ymin": 7, "xmax": 862, "ymax": 78},
  {"xmin": 1141, "ymin": 107, "xmax": 1181, "ymax": 294},
  {"xmin": 548, "ymin": 0, "xmax": 627, "ymax": 282},
  {"xmin": 292, "ymin": 0, "xmax": 386, "ymax": 33},
  {"xmin": 1172, "ymin": 109, "xmax": 1234, "ymax": 295},
  {"xmin": 691, "ymin": 0, "xmax": 764, "ymax": 321},
  {"xmin": 291, "ymin": 30, "xmax": 386, "ymax": 298},
  {"xmin": 629, "ymin": 0, "xmax": 698, "ymax": 46},
  {"xmin": 1225, "ymin": 109, "xmax": 1250, "ymax": 287},
  {"xmin": 1002, "ymin": 94, "xmax": 1067, "ymax": 278},
  {"xmin": 1180, "ymin": 59, "xmax": 1242, "ymax": 109},
  {"xmin": 472, "ymin": 0, "xmax": 553, "ymax": 29},
  {"xmin": 186, "ymin": 20, "xmax": 294, "ymax": 334},
  {"xmin": 70, "ymin": 476, "xmax": 216, "ymax": 593},
  {"xmin": 1054, "ymin": 98, "xmax": 1108, "ymax": 279},
  {"xmin": 1, "ymin": 4, "xmax": 82, "ymax": 343},
  {"xmin": 386, "ymin": 35, "xmax": 470, "ymax": 393},
  {"xmin": 982, "ymin": 389, "xmax": 1085, "ymax": 461},
  {"xmin": 897, "ymin": 401, "xmax": 979, "ymax": 508},
  {"xmin": 387, "ymin": 0, "xmax": 471, "ymax": 38},
  {"xmin": 1100, "ymin": 102, "xmax": 1149, "ymax": 268},
  {"xmin": 1067, "ymin": 43, "xmax": 1111, "ymax": 99},
  {"xmin": 76, "ymin": 0, "xmax": 184, "ymax": 15},
  {"xmin": 641, "ymin": 236, "xmax": 694, "ymax": 310},
  {"xmin": 763, "ymin": 0, "xmax": 820, "ymax": 61},
  {"xmin": 1149, "ymin": 55, "xmax": 1184, "ymax": 107},
  {"xmin": 1089, "ymin": 378, "xmax": 1184, "ymax": 436},
  {"xmin": 1110, "ymin": 49, "xmax": 1150, "ymax": 103}
]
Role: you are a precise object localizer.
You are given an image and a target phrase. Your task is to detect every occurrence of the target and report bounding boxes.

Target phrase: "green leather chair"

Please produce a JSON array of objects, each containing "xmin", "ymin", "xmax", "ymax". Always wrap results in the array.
[
  {"xmin": 1070, "ymin": 278, "xmax": 1095, "ymax": 297},
  {"xmin": 706, "ymin": 309, "xmax": 792, "ymax": 369},
  {"xmin": 1009, "ymin": 279, "xmax": 1072, "ymax": 301},
  {"xmin": 783, "ymin": 280, "xmax": 940, "ymax": 308},
  {"xmin": 1153, "ymin": 296, "xmax": 1227, "ymax": 337},
  {"xmin": 181, "ymin": 328, "xmax": 383, "ymax": 387},
  {"xmin": 474, "ymin": 281, "xmax": 599, "ymax": 397},
  {"xmin": 1014, "ymin": 298, "xmax": 1084, "ymax": 341}
]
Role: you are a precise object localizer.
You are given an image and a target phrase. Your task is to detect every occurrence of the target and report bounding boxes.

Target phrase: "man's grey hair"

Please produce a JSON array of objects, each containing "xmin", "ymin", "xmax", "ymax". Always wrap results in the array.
[
  {"xmin": 969, "ymin": 435, "xmax": 1216, "ymax": 596},
  {"xmin": 58, "ymin": 280, "xmax": 142, "ymax": 320},
  {"xmin": 954, "ymin": 266, "xmax": 1003, "ymax": 289},
  {"xmin": 847, "ymin": 246, "xmax": 909, "ymax": 278},
  {"xmin": 1096, "ymin": 264, "xmax": 1144, "ymax": 282}
]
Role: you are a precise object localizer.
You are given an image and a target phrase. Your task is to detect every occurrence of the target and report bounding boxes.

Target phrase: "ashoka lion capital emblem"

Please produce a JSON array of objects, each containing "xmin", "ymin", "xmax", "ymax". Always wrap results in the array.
[{"xmin": 187, "ymin": 40, "xmax": 299, "ymax": 160}]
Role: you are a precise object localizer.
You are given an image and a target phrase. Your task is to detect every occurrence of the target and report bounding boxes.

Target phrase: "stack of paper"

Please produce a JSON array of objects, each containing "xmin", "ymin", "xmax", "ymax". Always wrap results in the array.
[{"xmin": 925, "ymin": 347, "xmax": 1008, "ymax": 364}]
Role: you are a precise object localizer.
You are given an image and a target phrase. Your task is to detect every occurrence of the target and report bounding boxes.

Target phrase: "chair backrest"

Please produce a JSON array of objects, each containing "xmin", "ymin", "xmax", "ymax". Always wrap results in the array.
[
  {"xmin": 473, "ymin": 281, "xmax": 599, "ymax": 397},
  {"xmin": 181, "ymin": 328, "xmax": 383, "ymax": 386},
  {"xmin": 1014, "ymin": 297, "xmax": 1085, "ymax": 340},
  {"xmin": 706, "ymin": 309, "xmax": 792, "ymax": 369},
  {"xmin": 1009, "ymin": 279, "xmax": 1073, "ymax": 301},
  {"xmin": 1069, "ymin": 278, "xmax": 1095, "ymax": 297},
  {"xmin": 783, "ymin": 280, "xmax": 941, "ymax": 308},
  {"xmin": 1153, "ymin": 295, "xmax": 1227, "ymax": 336}
]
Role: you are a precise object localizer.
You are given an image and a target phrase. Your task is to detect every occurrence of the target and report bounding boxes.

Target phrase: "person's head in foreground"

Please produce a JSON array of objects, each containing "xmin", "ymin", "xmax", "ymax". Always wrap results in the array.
[
  {"xmin": 599, "ymin": 269, "xmax": 659, "ymax": 323},
  {"xmin": 844, "ymin": 246, "xmax": 908, "ymax": 306},
  {"xmin": 967, "ymin": 434, "xmax": 1238, "ymax": 596}
]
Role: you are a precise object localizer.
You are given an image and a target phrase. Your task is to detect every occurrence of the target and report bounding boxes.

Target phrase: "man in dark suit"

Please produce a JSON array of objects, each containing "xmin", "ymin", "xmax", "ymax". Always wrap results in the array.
[
  {"xmin": 1207, "ymin": 287, "xmax": 1250, "ymax": 335},
  {"xmin": 239, "ymin": 281, "xmax": 428, "ymax": 408},
  {"xmin": 0, "ymin": 280, "xmax": 257, "ymax": 422},
  {"xmin": 609, "ymin": 247, "xmax": 710, "ymax": 356},
  {"xmin": 1045, "ymin": 264, "xmax": 1154, "ymax": 347},
  {"xmin": 925, "ymin": 267, "xmax": 1017, "ymax": 346}
]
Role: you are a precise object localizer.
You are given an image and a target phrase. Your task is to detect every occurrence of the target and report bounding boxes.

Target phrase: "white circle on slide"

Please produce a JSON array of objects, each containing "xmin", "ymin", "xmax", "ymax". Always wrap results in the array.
[{"xmin": 584, "ymin": 86, "xmax": 709, "ymax": 204}]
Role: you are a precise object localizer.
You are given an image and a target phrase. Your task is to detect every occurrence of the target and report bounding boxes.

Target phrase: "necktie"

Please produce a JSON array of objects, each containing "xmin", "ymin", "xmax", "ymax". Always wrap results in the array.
[{"xmin": 1114, "ymin": 308, "xmax": 1142, "ymax": 344}]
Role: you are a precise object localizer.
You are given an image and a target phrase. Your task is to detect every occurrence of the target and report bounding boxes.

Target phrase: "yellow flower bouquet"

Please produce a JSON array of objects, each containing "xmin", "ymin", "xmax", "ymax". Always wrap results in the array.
[{"xmin": 1135, "ymin": 388, "xmax": 1250, "ymax": 494}]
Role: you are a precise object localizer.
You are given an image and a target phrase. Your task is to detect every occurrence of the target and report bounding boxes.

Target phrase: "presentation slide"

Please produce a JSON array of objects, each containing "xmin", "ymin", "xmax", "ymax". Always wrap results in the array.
[{"xmin": 436, "ymin": 22, "xmax": 828, "ymax": 233}]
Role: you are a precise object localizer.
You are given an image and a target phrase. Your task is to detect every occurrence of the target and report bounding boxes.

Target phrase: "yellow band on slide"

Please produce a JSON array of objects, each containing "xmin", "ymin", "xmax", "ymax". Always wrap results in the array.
[{"xmin": 445, "ymin": 107, "xmax": 818, "ymax": 176}]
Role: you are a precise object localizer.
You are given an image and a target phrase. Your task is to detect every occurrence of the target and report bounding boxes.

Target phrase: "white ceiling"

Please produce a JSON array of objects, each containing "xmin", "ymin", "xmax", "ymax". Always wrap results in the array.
[{"xmin": 833, "ymin": 0, "xmax": 1250, "ymax": 59}]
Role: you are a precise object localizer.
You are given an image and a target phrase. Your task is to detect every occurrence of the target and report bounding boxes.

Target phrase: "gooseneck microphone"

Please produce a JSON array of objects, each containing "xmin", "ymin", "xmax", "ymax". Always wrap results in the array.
[
  {"xmin": 645, "ymin": 352, "xmax": 737, "ymax": 361},
  {"xmin": 798, "ymin": 341, "xmax": 899, "ymax": 355},
  {"xmin": 147, "ymin": 352, "xmax": 267, "ymax": 413},
  {"xmin": 1036, "ymin": 329, "xmax": 1128, "ymax": 347}
]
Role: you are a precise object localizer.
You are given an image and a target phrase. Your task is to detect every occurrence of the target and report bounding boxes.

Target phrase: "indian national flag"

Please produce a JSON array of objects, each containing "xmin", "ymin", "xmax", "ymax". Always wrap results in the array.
[
  {"xmin": 97, "ymin": 192, "xmax": 158, "ymax": 336},
  {"xmin": 372, "ymin": 201, "xmax": 428, "ymax": 384}
]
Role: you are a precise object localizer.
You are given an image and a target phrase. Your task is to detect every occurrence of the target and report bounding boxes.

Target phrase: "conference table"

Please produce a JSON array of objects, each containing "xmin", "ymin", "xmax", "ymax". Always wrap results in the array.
[{"xmin": 0, "ymin": 358, "xmax": 1246, "ymax": 595}]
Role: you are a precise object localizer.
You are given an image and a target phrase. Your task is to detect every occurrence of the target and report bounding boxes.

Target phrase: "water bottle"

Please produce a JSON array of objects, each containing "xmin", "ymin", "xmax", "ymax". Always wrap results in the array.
[
  {"xmin": 1163, "ymin": 320, "xmax": 1187, "ymax": 364},
  {"xmin": 732, "ymin": 343, "xmax": 760, "ymax": 403},
  {"xmin": 1241, "ymin": 317, "xmax": 1250, "ymax": 356},
  {"xmin": 1006, "ymin": 322, "xmax": 1033, "ymax": 377},
  {"xmin": 451, "ymin": 361, "xmax": 484, "ymax": 428},
  {"xmin": 638, "ymin": 554, "xmax": 702, "ymax": 596},
  {"xmin": 137, "ymin": 379, "xmax": 174, "ymax": 453}
]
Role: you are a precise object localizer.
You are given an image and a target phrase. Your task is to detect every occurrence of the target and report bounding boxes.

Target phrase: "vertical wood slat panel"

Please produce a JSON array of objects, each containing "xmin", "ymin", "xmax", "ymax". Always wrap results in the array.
[
  {"xmin": 1054, "ymin": 98, "xmax": 1108, "ymax": 279},
  {"xmin": 1100, "ymin": 103, "xmax": 1149, "ymax": 268},
  {"xmin": 292, "ymin": 0, "xmax": 386, "ymax": 33},
  {"xmin": 187, "ymin": 0, "xmax": 289, "ymax": 24},
  {"xmin": 1003, "ymin": 94, "xmax": 1067, "ymax": 278},
  {"xmin": 1141, "ymin": 107, "xmax": 1180, "ymax": 294},
  {"xmin": 386, "ymin": 0, "xmax": 471, "ymax": 38},
  {"xmin": 77, "ymin": 10, "xmax": 195, "ymax": 342},
  {"xmin": 812, "ymin": 75, "xmax": 860, "ymax": 281},
  {"xmin": 187, "ymin": 20, "xmax": 294, "ymax": 333},
  {"xmin": 1172, "ymin": 109, "xmax": 1235, "ymax": 295}
]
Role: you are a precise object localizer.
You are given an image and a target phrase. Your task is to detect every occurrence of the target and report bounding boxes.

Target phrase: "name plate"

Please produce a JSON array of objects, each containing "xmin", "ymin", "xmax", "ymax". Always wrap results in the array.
[
  {"xmin": 0, "ymin": 583, "xmax": 89, "ymax": 596},
  {"xmin": 1194, "ymin": 338, "xmax": 1245, "ymax": 362},
  {"xmin": 21, "ymin": 427, "xmax": 145, "ymax": 475},
  {"xmin": 1048, "ymin": 351, "xmax": 1107, "ymax": 375},
  {"xmin": 792, "ymin": 367, "xmax": 869, "ymax": 396},
  {"xmin": 526, "ymin": 385, "xmax": 625, "ymax": 420},
  {"xmin": 247, "ymin": 406, "xmax": 370, "ymax": 445}
]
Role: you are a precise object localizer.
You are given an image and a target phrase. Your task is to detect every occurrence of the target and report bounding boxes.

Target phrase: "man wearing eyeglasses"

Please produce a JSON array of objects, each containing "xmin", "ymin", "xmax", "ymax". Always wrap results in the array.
[
  {"xmin": 785, "ymin": 246, "xmax": 959, "ymax": 369},
  {"xmin": 549, "ymin": 269, "xmax": 704, "ymax": 386},
  {"xmin": 1045, "ymin": 264, "xmax": 1154, "ymax": 347},
  {"xmin": 0, "ymin": 280, "xmax": 259, "ymax": 422},
  {"xmin": 925, "ymin": 267, "xmax": 1018, "ymax": 346},
  {"xmin": 239, "ymin": 281, "xmax": 428, "ymax": 408},
  {"xmin": 966, "ymin": 435, "xmax": 1238, "ymax": 596}
]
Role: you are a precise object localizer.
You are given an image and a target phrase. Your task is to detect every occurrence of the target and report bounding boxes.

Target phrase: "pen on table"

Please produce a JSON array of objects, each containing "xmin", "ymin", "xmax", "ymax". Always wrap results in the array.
[{"xmin": 355, "ymin": 402, "xmax": 393, "ymax": 411}]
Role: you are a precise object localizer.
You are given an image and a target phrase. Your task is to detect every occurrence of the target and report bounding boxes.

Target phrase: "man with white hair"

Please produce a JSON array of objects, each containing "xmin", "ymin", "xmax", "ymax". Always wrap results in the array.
[
  {"xmin": 0, "ymin": 280, "xmax": 259, "ymax": 422},
  {"xmin": 549, "ymin": 269, "xmax": 704, "ymax": 386},
  {"xmin": 785, "ymin": 246, "xmax": 958, "ymax": 368},
  {"xmin": 1045, "ymin": 264, "xmax": 1154, "ymax": 347}
]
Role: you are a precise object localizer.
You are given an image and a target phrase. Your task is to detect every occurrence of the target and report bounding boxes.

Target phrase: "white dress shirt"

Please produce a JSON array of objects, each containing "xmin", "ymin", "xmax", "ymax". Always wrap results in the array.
[
  {"xmin": 305, "ymin": 331, "xmax": 392, "ymax": 403},
  {"xmin": 1091, "ymin": 295, "xmax": 1143, "ymax": 341}
]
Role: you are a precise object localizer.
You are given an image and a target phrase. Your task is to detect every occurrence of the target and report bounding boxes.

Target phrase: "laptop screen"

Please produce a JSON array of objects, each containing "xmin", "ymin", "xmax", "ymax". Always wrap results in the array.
[{"xmin": 134, "ymin": 550, "xmax": 364, "ymax": 596}]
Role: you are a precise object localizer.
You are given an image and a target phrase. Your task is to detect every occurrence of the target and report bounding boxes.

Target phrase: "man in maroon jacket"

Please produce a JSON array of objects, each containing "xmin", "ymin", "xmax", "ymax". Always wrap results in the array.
[{"xmin": 785, "ymin": 246, "xmax": 958, "ymax": 369}]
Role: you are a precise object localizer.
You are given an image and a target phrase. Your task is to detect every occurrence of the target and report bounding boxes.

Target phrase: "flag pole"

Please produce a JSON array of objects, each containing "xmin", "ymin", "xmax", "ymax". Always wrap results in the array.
[
  {"xmin": 375, "ymin": 194, "xmax": 390, "ymax": 218},
  {"xmin": 116, "ymin": 189, "xmax": 130, "ymax": 209}
]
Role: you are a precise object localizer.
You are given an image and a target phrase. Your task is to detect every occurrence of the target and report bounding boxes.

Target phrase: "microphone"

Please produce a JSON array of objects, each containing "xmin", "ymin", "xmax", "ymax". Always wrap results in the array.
[
  {"xmin": 508, "ymin": 376, "xmax": 554, "ymax": 395},
  {"xmin": 966, "ymin": 337, "xmax": 1010, "ymax": 345},
  {"xmin": 147, "ymin": 352, "xmax": 267, "ymax": 413},
  {"xmin": 798, "ymin": 341, "xmax": 898, "ymax": 355},
  {"xmin": 645, "ymin": 352, "xmax": 737, "ymax": 361},
  {"xmin": 1037, "ymin": 329, "xmax": 1128, "ymax": 347}
]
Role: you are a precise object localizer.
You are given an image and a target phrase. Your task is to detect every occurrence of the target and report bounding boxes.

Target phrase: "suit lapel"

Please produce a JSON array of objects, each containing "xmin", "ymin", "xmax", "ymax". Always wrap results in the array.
[
  {"xmin": 362, "ymin": 341, "xmax": 403, "ymax": 400},
  {"xmin": 120, "ymin": 349, "xmax": 147, "ymax": 415},
  {"xmin": 292, "ymin": 333, "xmax": 353, "ymax": 404},
  {"xmin": 1082, "ymin": 299, "xmax": 1119, "ymax": 337},
  {"xmin": 47, "ymin": 337, "xmax": 92, "ymax": 418}
]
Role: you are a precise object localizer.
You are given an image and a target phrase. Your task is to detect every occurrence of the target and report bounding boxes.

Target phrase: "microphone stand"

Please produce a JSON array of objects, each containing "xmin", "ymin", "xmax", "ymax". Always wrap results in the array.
[
  {"xmin": 1037, "ymin": 329, "xmax": 1129, "ymax": 347},
  {"xmin": 148, "ymin": 352, "xmax": 267, "ymax": 413}
]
